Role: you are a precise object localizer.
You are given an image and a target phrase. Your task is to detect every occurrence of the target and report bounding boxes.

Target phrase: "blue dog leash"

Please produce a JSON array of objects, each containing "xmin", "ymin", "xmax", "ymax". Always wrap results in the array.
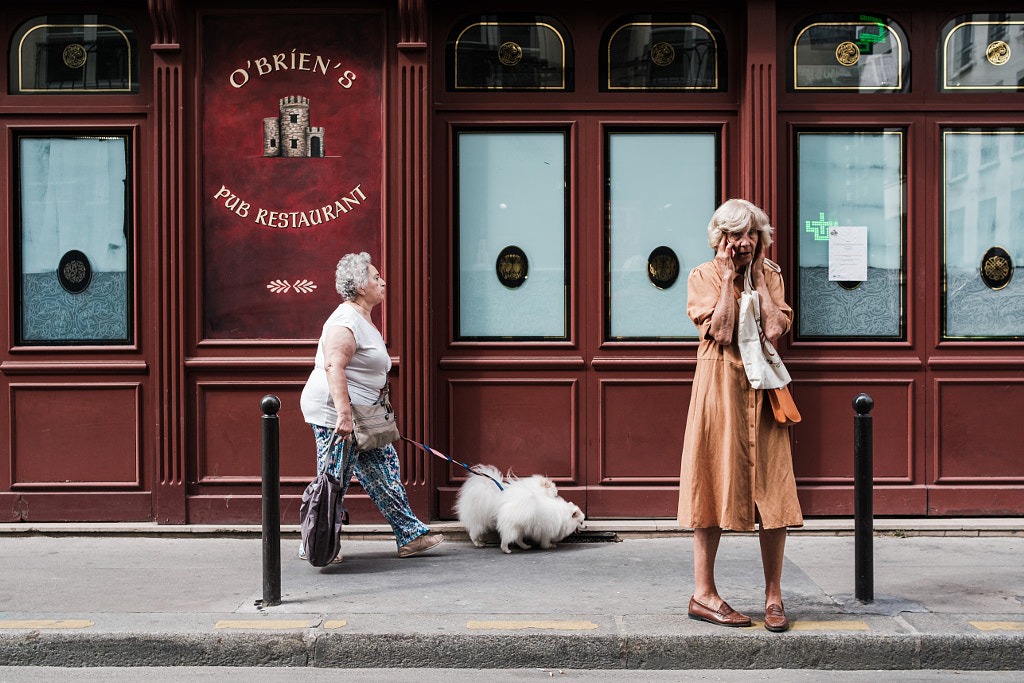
[{"xmin": 400, "ymin": 437, "xmax": 504, "ymax": 490}]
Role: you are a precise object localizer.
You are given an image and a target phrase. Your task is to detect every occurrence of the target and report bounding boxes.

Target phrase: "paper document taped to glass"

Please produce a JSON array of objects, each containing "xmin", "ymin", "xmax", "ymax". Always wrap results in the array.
[{"xmin": 828, "ymin": 226, "xmax": 868, "ymax": 282}]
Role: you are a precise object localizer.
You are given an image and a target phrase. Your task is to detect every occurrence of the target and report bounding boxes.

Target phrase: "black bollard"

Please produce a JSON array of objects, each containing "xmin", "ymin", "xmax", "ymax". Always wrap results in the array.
[
  {"xmin": 259, "ymin": 395, "xmax": 282, "ymax": 607},
  {"xmin": 853, "ymin": 393, "xmax": 874, "ymax": 603}
]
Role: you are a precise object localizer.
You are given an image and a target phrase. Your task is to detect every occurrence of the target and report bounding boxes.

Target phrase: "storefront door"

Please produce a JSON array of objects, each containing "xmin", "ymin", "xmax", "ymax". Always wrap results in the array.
[{"xmin": 432, "ymin": 113, "xmax": 736, "ymax": 518}]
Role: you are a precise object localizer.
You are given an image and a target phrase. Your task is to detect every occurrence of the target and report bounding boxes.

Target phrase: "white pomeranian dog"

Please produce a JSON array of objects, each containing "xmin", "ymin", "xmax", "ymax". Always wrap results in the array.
[
  {"xmin": 455, "ymin": 466, "xmax": 557, "ymax": 547},
  {"xmin": 455, "ymin": 466, "xmax": 583, "ymax": 552},
  {"xmin": 454, "ymin": 464, "xmax": 508, "ymax": 547},
  {"xmin": 495, "ymin": 491, "xmax": 586, "ymax": 554}
]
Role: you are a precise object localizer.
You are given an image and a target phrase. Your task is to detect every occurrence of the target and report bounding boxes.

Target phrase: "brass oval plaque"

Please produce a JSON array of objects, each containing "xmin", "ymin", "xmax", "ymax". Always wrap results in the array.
[
  {"xmin": 836, "ymin": 41, "xmax": 860, "ymax": 66},
  {"xmin": 58, "ymin": 250, "xmax": 92, "ymax": 294},
  {"xmin": 837, "ymin": 281, "xmax": 862, "ymax": 291},
  {"xmin": 980, "ymin": 246, "xmax": 1013, "ymax": 290},
  {"xmin": 647, "ymin": 246, "xmax": 680, "ymax": 290},
  {"xmin": 496, "ymin": 245, "xmax": 528, "ymax": 289}
]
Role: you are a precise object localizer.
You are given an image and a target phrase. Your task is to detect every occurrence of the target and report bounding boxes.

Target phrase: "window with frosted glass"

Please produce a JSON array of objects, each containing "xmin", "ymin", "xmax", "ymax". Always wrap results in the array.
[
  {"xmin": 940, "ymin": 14, "xmax": 1024, "ymax": 91},
  {"xmin": 795, "ymin": 131, "xmax": 905, "ymax": 340},
  {"xmin": 943, "ymin": 130, "xmax": 1024, "ymax": 339},
  {"xmin": 15, "ymin": 134, "xmax": 132, "ymax": 344},
  {"xmin": 607, "ymin": 131, "xmax": 718, "ymax": 339},
  {"xmin": 455, "ymin": 132, "xmax": 567, "ymax": 339}
]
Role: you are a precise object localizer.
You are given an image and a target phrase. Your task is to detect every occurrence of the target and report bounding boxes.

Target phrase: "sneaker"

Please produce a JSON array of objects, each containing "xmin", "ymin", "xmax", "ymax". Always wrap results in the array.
[{"xmin": 397, "ymin": 532, "xmax": 444, "ymax": 558}]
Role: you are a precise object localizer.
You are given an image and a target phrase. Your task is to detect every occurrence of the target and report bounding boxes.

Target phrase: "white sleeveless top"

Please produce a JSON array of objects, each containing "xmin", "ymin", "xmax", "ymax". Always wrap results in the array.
[{"xmin": 300, "ymin": 302, "xmax": 391, "ymax": 427}]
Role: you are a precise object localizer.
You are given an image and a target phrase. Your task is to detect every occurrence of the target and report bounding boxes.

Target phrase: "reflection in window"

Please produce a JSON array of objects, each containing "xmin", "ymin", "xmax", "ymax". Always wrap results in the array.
[
  {"xmin": 16, "ymin": 135, "xmax": 132, "ymax": 344},
  {"xmin": 9, "ymin": 15, "xmax": 139, "ymax": 93},
  {"xmin": 601, "ymin": 15, "xmax": 727, "ymax": 92},
  {"xmin": 606, "ymin": 131, "xmax": 718, "ymax": 339},
  {"xmin": 455, "ymin": 132, "xmax": 567, "ymax": 339},
  {"xmin": 943, "ymin": 130, "xmax": 1024, "ymax": 339},
  {"xmin": 795, "ymin": 131, "xmax": 905, "ymax": 339},
  {"xmin": 791, "ymin": 14, "xmax": 909, "ymax": 92},
  {"xmin": 940, "ymin": 14, "xmax": 1024, "ymax": 91}
]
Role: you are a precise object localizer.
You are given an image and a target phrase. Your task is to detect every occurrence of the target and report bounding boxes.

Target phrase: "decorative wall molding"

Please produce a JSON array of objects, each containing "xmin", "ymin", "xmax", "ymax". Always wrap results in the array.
[
  {"xmin": 148, "ymin": 0, "xmax": 180, "ymax": 51},
  {"xmin": 398, "ymin": 0, "xmax": 427, "ymax": 50}
]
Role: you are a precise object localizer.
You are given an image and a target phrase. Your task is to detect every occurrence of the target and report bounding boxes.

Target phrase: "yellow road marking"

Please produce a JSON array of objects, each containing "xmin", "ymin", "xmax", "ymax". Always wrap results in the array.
[
  {"xmin": 0, "ymin": 620, "xmax": 94, "ymax": 629},
  {"xmin": 467, "ymin": 620, "xmax": 599, "ymax": 631},
  {"xmin": 214, "ymin": 620, "xmax": 311, "ymax": 630},
  {"xmin": 971, "ymin": 621, "xmax": 1024, "ymax": 631},
  {"xmin": 323, "ymin": 620, "xmax": 347, "ymax": 629}
]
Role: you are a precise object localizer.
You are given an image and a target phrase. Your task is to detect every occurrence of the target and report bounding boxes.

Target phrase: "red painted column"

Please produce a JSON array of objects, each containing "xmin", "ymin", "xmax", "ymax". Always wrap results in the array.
[
  {"xmin": 394, "ymin": 0, "xmax": 433, "ymax": 518},
  {"xmin": 740, "ymin": 0, "xmax": 778, "ymax": 224},
  {"xmin": 149, "ymin": 0, "xmax": 187, "ymax": 523}
]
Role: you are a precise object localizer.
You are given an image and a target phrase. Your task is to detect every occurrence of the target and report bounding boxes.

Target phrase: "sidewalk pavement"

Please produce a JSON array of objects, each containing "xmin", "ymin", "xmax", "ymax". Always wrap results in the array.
[{"xmin": 0, "ymin": 518, "xmax": 1021, "ymax": 671}]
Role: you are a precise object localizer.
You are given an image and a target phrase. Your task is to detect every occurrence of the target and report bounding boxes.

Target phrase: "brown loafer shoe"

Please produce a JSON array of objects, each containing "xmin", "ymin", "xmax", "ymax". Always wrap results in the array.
[
  {"xmin": 764, "ymin": 603, "xmax": 790, "ymax": 632},
  {"xmin": 398, "ymin": 532, "xmax": 445, "ymax": 558},
  {"xmin": 688, "ymin": 596, "xmax": 752, "ymax": 627}
]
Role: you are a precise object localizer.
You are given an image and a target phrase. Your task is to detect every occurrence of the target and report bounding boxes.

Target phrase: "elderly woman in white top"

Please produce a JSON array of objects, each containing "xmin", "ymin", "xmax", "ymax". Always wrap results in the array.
[{"xmin": 300, "ymin": 252, "xmax": 444, "ymax": 559}]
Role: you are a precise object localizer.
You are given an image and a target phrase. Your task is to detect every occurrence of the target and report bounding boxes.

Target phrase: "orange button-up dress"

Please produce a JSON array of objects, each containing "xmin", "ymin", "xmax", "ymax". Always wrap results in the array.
[{"xmin": 677, "ymin": 261, "xmax": 804, "ymax": 531}]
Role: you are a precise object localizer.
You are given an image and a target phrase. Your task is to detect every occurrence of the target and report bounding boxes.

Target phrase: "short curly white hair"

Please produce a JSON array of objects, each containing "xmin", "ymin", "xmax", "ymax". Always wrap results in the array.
[
  {"xmin": 335, "ymin": 252, "xmax": 372, "ymax": 301},
  {"xmin": 706, "ymin": 198, "xmax": 773, "ymax": 250}
]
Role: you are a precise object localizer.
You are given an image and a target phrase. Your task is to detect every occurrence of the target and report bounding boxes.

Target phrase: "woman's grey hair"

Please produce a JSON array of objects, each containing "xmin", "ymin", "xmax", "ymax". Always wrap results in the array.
[
  {"xmin": 335, "ymin": 252, "xmax": 372, "ymax": 301},
  {"xmin": 706, "ymin": 198, "xmax": 774, "ymax": 250}
]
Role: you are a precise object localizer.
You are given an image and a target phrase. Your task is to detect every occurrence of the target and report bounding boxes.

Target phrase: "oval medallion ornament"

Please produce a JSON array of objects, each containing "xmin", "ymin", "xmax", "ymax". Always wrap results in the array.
[
  {"xmin": 981, "ymin": 246, "xmax": 1013, "ymax": 290},
  {"xmin": 647, "ymin": 246, "xmax": 680, "ymax": 290},
  {"xmin": 497, "ymin": 41, "xmax": 523, "ymax": 67},
  {"xmin": 837, "ymin": 280, "xmax": 862, "ymax": 291},
  {"xmin": 496, "ymin": 245, "xmax": 528, "ymax": 289},
  {"xmin": 835, "ymin": 41, "xmax": 860, "ymax": 66},
  {"xmin": 986, "ymin": 40, "xmax": 1010, "ymax": 66},
  {"xmin": 58, "ymin": 250, "xmax": 92, "ymax": 294}
]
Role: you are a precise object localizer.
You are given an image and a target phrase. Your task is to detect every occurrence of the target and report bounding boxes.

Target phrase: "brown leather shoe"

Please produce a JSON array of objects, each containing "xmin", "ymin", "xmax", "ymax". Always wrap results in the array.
[
  {"xmin": 764, "ymin": 603, "xmax": 790, "ymax": 632},
  {"xmin": 398, "ymin": 532, "xmax": 444, "ymax": 558},
  {"xmin": 688, "ymin": 596, "xmax": 752, "ymax": 627}
]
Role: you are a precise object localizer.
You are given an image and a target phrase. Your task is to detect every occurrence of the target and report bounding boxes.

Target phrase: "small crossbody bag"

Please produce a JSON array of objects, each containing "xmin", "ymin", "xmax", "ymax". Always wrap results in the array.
[{"xmin": 350, "ymin": 382, "xmax": 400, "ymax": 451}]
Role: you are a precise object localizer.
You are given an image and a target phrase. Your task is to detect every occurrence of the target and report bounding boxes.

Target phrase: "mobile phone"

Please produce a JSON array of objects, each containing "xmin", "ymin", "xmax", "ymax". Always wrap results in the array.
[{"xmin": 730, "ymin": 246, "xmax": 736, "ymax": 259}]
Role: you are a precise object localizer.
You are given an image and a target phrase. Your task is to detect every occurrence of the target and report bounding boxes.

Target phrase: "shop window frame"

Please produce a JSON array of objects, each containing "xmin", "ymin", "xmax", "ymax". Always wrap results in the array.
[{"xmin": 11, "ymin": 128, "xmax": 137, "ymax": 348}]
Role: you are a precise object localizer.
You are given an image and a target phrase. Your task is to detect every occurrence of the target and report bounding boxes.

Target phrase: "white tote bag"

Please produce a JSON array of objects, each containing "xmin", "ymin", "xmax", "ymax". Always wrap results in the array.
[{"xmin": 737, "ymin": 264, "xmax": 791, "ymax": 390}]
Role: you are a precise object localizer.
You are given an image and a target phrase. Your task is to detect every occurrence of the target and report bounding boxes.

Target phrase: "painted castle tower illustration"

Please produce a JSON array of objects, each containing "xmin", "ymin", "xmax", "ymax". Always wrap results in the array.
[{"xmin": 263, "ymin": 95, "xmax": 326, "ymax": 158}]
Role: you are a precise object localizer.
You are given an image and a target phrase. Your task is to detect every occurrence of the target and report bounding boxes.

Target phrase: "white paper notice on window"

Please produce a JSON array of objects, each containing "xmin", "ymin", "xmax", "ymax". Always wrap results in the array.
[{"xmin": 828, "ymin": 226, "xmax": 868, "ymax": 282}]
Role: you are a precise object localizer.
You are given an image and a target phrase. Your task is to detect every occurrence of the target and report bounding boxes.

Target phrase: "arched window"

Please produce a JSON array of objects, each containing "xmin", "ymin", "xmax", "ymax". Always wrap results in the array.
[
  {"xmin": 446, "ymin": 14, "xmax": 573, "ymax": 91},
  {"xmin": 600, "ymin": 14, "xmax": 727, "ymax": 92},
  {"xmin": 940, "ymin": 13, "xmax": 1024, "ymax": 91},
  {"xmin": 790, "ymin": 13, "xmax": 909, "ymax": 93},
  {"xmin": 9, "ymin": 15, "xmax": 139, "ymax": 94}
]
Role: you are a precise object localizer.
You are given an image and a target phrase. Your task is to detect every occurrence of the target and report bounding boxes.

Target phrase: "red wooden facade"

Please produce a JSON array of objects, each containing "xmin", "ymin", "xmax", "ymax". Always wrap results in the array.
[{"xmin": 2, "ymin": 1, "xmax": 1022, "ymax": 524}]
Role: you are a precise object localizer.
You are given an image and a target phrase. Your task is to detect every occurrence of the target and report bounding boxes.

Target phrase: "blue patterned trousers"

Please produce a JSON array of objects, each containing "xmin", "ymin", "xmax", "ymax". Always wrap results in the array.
[{"xmin": 310, "ymin": 423, "xmax": 429, "ymax": 548}]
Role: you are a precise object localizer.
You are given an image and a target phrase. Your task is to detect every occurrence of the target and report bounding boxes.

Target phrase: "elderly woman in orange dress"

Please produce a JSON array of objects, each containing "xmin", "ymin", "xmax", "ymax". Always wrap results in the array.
[{"xmin": 678, "ymin": 199, "xmax": 803, "ymax": 632}]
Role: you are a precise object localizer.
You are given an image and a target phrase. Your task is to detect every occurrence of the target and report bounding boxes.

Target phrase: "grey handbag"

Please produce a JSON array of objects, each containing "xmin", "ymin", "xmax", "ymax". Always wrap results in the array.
[
  {"xmin": 299, "ymin": 434, "xmax": 349, "ymax": 566},
  {"xmin": 350, "ymin": 382, "xmax": 400, "ymax": 451}
]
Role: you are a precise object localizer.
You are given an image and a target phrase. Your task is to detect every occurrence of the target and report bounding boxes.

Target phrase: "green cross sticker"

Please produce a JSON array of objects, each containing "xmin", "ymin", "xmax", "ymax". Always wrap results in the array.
[{"xmin": 805, "ymin": 212, "xmax": 837, "ymax": 240}]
